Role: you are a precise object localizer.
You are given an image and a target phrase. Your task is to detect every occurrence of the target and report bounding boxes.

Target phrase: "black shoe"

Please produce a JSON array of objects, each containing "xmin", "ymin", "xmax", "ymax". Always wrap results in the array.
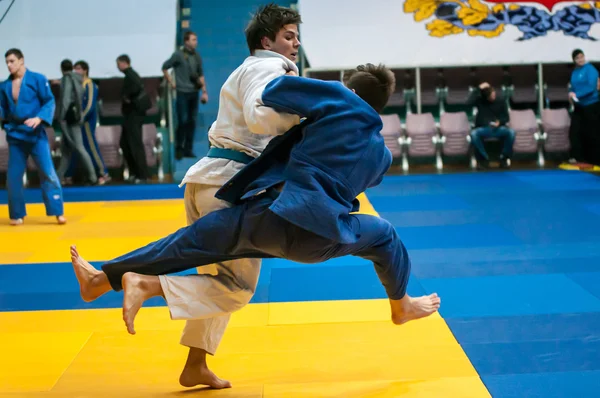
[
  {"xmin": 499, "ymin": 158, "xmax": 511, "ymax": 169},
  {"xmin": 477, "ymin": 159, "xmax": 490, "ymax": 170},
  {"xmin": 175, "ymin": 148, "xmax": 184, "ymax": 160}
]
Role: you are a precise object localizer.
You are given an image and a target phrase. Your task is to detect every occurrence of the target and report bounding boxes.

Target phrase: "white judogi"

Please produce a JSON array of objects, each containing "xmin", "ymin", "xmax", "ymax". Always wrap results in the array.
[{"xmin": 158, "ymin": 50, "xmax": 300, "ymax": 354}]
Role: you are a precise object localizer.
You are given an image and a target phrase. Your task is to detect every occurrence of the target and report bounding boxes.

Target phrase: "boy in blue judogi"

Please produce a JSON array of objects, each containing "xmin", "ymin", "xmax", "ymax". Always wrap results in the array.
[
  {"xmin": 0, "ymin": 49, "xmax": 66, "ymax": 225},
  {"xmin": 72, "ymin": 64, "xmax": 440, "ymax": 335}
]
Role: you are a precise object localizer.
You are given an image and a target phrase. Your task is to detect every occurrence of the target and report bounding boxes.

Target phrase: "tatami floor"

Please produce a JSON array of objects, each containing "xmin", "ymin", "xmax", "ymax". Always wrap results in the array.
[{"xmin": 1, "ymin": 170, "xmax": 599, "ymax": 397}]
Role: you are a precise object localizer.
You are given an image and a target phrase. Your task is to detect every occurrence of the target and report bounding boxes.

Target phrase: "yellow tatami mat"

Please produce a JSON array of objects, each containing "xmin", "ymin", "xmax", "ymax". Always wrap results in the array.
[{"xmin": 0, "ymin": 300, "xmax": 488, "ymax": 397}]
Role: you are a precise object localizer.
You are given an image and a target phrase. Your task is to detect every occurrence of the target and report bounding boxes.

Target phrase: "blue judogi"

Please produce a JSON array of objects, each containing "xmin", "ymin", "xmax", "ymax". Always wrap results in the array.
[
  {"xmin": 0, "ymin": 69, "xmax": 63, "ymax": 219},
  {"xmin": 101, "ymin": 76, "xmax": 411, "ymax": 300},
  {"xmin": 65, "ymin": 77, "xmax": 106, "ymax": 179}
]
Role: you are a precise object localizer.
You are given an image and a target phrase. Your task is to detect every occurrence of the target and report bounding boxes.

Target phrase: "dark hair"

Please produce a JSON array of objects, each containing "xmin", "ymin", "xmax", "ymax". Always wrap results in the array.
[
  {"xmin": 481, "ymin": 86, "xmax": 495, "ymax": 100},
  {"xmin": 5, "ymin": 48, "xmax": 23, "ymax": 59},
  {"xmin": 245, "ymin": 3, "xmax": 302, "ymax": 54},
  {"xmin": 572, "ymin": 48, "xmax": 584, "ymax": 61},
  {"xmin": 116, "ymin": 54, "xmax": 130, "ymax": 64},
  {"xmin": 183, "ymin": 31, "xmax": 196, "ymax": 42},
  {"xmin": 74, "ymin": 60, "xmax": 89, "ymax": 73},
  {"xmin": 343, "ymin": 63, "xmax": 396, "ymax": 113},
  {"xmin": 60, "ymin": 59, "xmax": 73, "ymax": 72}
]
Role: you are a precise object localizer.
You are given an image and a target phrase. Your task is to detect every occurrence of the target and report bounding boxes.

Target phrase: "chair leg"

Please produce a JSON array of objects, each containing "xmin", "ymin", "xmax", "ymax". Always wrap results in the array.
[
  {"xmin": 156, "ymin": 132, "xmax": 164, "ymax": 182},
  {"xmin": 402, "ymin": 152, "xmax": 409, "ymax": 173},
  {"xmin": 535, "ymin": 132, "xmax": 546, "ymax": 168}
]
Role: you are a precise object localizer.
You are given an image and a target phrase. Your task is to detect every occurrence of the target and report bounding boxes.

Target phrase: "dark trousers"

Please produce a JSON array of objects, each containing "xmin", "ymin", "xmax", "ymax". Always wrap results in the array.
[
  {"xmin": 175, "ymin": 91, "xmax": 199, "ymax": 154},
  {"xmin": 569, "ymin": 101, "xmax": 600, "ymax": 164},
  {"xmin": 121, "ymin": 111, "xmax": 148, "ymax": 180},
  {"xmin": 101, "ymin": 192, "xmax": 411, "ymax": 301}
]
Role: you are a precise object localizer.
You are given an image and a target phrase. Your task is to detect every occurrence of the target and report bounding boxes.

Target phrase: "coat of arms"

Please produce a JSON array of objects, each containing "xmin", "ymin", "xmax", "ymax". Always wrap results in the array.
[{"xmin": 404, "ymin": 0, "xmax": 600, "ymax": 40}]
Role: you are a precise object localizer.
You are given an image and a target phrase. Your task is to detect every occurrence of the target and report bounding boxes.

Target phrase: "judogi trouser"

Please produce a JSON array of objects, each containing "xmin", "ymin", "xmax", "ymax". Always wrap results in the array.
[
  {"xmin": 101, "ymin": 190, "xmax": 411, "ymax": 311},
  {"xmin": 159, "ymin": 183, "xmax": 261, "ymax": 355},
  {"xmin": 7, "ymin": 135, "xmax": 64, "ymax": 219}
]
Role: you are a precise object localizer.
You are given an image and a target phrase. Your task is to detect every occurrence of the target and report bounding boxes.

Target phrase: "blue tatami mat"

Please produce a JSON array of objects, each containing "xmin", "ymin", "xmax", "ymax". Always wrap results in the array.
[{"xmin": 2, "ymin": 169, "xmax": 600, "ymax": 397}]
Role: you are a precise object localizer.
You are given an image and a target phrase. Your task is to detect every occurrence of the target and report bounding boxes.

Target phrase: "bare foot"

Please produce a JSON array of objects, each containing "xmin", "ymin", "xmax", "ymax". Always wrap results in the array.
[
  {"xmin": 390, "ymin": 293, "xmax": 441, "ymax": 325},
  {"xmin": 122, "ymin": 273, "xmax": 163, "ymax": 335},
  {"xmin": 70, "ymin": 245, "xmax": 111, "ymax": 302},
  {"xmin": 57, "ymin": 215, "xmax": 67, "ymax": 225},
  {"xmin": 179, "ymin": 364, "xmax": 232, "ymax": 389},
  {"xmin": 9, "ymin": 218, "xmax": 23, "ymax": 226}
]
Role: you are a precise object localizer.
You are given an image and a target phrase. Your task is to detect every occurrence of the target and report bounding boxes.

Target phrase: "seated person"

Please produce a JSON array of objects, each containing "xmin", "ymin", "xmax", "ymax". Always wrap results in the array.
[{"xmin": 467, "ymin": 82, "xmax": 515, "ymax": 169}]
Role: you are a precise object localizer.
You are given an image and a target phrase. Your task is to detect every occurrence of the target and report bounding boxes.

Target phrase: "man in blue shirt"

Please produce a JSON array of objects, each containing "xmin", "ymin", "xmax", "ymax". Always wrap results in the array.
[
  {"xmin": 569, "ymin": 49, "xmax": 600, "ymax": 165},
  {"xmin": 70, "ymin": 64, "xmax": 441, "ymax": 337},
  {"xmin": 0, "ymin": 48, "xmax": 66, "ymax": 225}
]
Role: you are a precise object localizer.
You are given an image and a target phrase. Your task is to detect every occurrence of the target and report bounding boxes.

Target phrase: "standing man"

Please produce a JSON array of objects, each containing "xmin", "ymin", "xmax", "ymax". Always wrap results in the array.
[
  {"xmin": 162, "ymin": 30, "xmax": 208, "ymax": 160},
  {"xmin": 56, "ymin": 59, "xmax": 98, "ymax": 186},
  {"xmin": 468, "ymin": 82, "xmax": 515, "ymax": 169},
  {"xmin": 117, "ymin": 54, "xmax": 149, "ymax": 183},
  {"xmin": 64, "ymin": 61, "xmax": 108, "ymax": 185},
  {"xmin": 0, "ymin": 49, "xmax": 66, "ymax": 225},
  {"xmin": 568, "ymin": 49, "xmax": 600, "ymax": 165}
]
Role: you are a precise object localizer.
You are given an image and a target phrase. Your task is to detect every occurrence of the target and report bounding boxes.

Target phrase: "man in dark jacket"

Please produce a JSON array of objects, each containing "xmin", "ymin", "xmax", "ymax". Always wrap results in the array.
[
  {"xmin": 468, "ymin": 82, "xmax": 515, "ymax": 169},
  {"xmin": 117, "ymin": 54, "xmax": 148, "ymax": 182},
  {"xmin": 56, "ymin": 59, "xmax": 98, "ymax": 185},
  {"xmin": 162, "ymin": 31, "xmax": 208, "ymax": 160}
]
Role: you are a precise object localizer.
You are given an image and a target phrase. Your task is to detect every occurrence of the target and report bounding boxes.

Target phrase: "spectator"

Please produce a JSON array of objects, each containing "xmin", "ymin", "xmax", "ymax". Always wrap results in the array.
[
  {"xmin": 162, "ymin": 30, "xmax": 208, "ymax": 160},
  {"xmin": 568, "ymin": 49, "xmax": 600, "ymax": 165},
  {"xmin": 63, "ymin": 60, "xmax": 109, "ymax": 185},
  {"xmin": 467, "ymin": 82, "xmax": 515, "ymax": 169},
  {"xmin": 116, "ymin": 54, "xmax": 150, "ymax": 183},
  {"xmin": 56, "ymin": 59, "xmax": 98, "ymax": 185}
]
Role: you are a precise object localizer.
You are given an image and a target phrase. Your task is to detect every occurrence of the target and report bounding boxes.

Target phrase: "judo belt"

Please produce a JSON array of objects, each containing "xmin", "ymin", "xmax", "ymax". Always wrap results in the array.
[{"xmin": 206, "ymin": 147, "xmax": 254, "ymax": 164}]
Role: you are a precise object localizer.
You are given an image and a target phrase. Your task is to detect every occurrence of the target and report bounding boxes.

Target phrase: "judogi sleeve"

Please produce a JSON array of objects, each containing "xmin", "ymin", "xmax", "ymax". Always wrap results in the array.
[
  {"xmin": 35, "ymin": 75, "xmax": 55, "ymax": 125},
  {"xmin": 238, "ymin": 60, "xmax": 300, "ymax": 136},
  {"xmin": 0, "ymin": 83, "xmax": 6, "ymax": 122},
  {"xmin": 261, "ymin": 75, "xmax": 350, "ymax": 120}
]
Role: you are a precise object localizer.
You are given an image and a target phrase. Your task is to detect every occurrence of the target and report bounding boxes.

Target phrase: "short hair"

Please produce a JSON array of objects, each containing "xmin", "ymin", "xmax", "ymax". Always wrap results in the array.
[
  {"xmin": 60, "ymin": 59, "xmax": 73, "ymax": 72},
  {"xmin": 481, "ymin": 86, "xmax": 495, "ymax": 100},
  {"xmin": 343, "ymin": 63, "xmax": 396, "ymax": 113},
  {"xmin": 183, "ymin": 30, "xmax": 196, "ymax": 42},
  {"xmin": 572, "ymin": 48, "xmax": 584, "ymax": 61},
  {"xmin": 5, "ymin": 48, "xmax": 23, "ymax": 59},
  {"xmin": 74, "ymin": 60, "xmax": 89, "ymax": 73},
  {"xmin": 245, "ymin": 3, "xmax": 302, "ymax": 54},
  {"xmin": 116, "ymin": 54, "xmax": 130, "ymax": 64}
]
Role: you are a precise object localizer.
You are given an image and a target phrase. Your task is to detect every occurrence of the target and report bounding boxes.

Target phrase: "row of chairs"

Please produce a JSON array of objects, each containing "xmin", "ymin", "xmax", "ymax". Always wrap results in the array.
[
  {"xmin": 0, "ymin": 124, "xmax": 164, "ymax": 183},
  {"xmin": 381, "ymin": 108, "xmax": 571, "ymax": 171},
  {"xmin": 315, "ymin": 64, "xmax": 599, "ymax": 116}
]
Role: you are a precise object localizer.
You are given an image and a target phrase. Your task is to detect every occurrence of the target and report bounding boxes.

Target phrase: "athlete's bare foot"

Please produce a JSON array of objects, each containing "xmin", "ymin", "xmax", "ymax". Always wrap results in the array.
[
  {"xmin": 70, "ymin": 245, "xmax": 111, "ymax": 302},
  {"xmin": 179, "ymin": 364, "xmax": 232, "ymax": 389},
  {"xmin": 179, "ymin": 348, "xmax": 231, "ymax": 389},
  {"xmin": 122, "ymin": 272, "xmax": 163, "ymax": 335},
  {"xmin": 390, "ymin": 293, "xmax": 441, "ymax": 325},
  {"xmin": 57, "ymin": 215, "xmax": 67, "ymax": 225},
  {"xmin": 9, "ymin": 218, "xmax": 23, "ymax": 226}
]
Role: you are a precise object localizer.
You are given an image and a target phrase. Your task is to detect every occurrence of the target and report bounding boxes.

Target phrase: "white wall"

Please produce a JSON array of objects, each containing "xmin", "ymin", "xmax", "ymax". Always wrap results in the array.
[
  {"xmin": 0, "ymin": 0, "xmax": 177, "ymax": 79},
  {"xmin": 298, "ymin": 0, "xmax": 600, "ymax": 71}
]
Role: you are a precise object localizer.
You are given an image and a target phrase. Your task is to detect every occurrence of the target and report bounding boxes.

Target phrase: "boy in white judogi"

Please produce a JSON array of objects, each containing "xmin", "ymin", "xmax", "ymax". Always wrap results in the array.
[{"xmin": 160, "ymin": 4, "xmax": 302, "ymax": 390}]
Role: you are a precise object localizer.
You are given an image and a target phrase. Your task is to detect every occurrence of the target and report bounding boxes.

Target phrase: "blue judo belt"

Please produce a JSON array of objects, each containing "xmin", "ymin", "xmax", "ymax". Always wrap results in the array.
[{"xmin": 206, "ymin": 147, "xmax": 254, "ymax": 164}]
